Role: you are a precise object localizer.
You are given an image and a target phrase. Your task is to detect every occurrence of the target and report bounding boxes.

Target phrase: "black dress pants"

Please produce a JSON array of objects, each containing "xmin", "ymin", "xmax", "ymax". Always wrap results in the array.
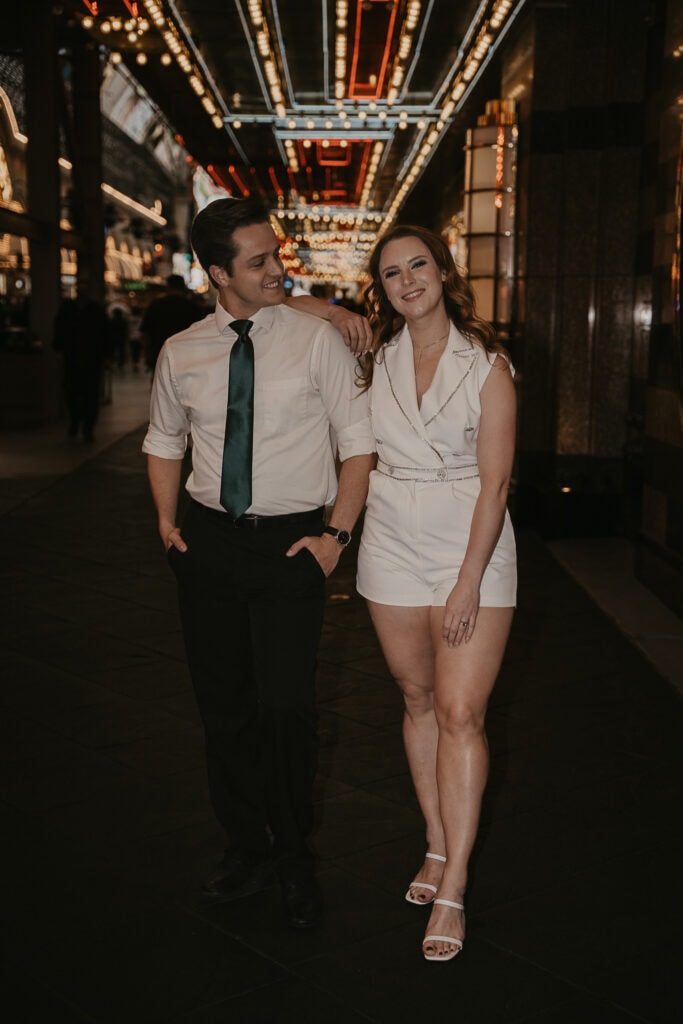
[{"xmin": 168, "ymin": 500, "xmax": 326, "ymax": 869}]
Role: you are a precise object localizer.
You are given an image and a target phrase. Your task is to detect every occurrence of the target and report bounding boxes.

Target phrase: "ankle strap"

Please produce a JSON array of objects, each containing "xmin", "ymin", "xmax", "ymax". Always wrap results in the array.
[
  {"xmin": 425, "ymin": 853, "xmax": 446, "ymax": 863},
  {"xmin": 434, "ymin": 898, "xmax": 464, "ymax": 910}
]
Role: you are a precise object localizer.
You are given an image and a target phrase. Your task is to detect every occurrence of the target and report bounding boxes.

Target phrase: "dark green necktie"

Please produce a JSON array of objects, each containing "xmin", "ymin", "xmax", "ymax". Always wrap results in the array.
[{"xmin": 220, "ymin": 319, "xmax": 254, "ymax": 518}]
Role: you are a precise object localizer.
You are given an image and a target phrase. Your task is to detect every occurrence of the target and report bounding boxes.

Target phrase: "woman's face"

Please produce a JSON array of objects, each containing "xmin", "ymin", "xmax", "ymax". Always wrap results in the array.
[{"xmin": 377, "ymin": 236, "xmax": 446, "ymax": 324}]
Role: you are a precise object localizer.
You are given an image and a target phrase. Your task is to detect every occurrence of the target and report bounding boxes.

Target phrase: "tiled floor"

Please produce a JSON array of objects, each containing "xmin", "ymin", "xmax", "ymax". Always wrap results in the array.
[{"xmin": 1, "ymin": 369, "xmax": 682, "ymax": 1023}]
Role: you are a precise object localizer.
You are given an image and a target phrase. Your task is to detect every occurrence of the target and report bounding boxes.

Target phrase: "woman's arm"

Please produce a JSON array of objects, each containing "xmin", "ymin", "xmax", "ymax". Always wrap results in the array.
[
  {"xmin": 442, "ymin": 355, "xmax": 517, "ymax": 645},
  {"xmin": 286, "ymin": 294, "xmax": 372, "ymax": 354}
]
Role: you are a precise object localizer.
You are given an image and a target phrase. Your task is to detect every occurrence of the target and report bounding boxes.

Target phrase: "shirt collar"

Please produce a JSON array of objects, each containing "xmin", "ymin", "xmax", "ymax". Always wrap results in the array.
[{"xmin": 215, "ymin": 299, "xmax": 280, "ymax": 337}]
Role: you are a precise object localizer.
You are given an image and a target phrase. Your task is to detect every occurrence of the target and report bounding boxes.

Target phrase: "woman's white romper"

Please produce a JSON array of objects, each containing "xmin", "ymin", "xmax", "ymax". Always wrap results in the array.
[{"xmin": 357, "ymin": 323, "xmax": 517, "ymax": 607}]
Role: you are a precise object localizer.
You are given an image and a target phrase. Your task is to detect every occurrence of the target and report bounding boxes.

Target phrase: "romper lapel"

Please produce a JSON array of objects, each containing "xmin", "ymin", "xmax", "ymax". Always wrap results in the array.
[
  {"xmin": 419, "ymin": 326, "xmax": 477, "ymax": 429},
  {"xmin": 383, "ymin": 324, "xmax": 432, "ymax": 446}
]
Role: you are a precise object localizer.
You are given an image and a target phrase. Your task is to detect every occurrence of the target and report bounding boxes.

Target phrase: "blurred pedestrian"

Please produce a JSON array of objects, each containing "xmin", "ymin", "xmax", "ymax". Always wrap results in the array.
[
  {"xmin": 140, "ymin": 274, "xmax": 202, "ymax": 372},
  {"xmin": 53, "ymin": 281, "xmax": 109, "ymax": 442},
  {"xmin": 108, "ymin": 306, "xmax": 129, "ymax": 370}
]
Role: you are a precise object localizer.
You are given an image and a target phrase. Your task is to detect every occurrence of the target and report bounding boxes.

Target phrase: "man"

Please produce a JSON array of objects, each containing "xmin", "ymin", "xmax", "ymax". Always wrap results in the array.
[
  {"xmin": 140, "ymin": 273, "xmax": 202, "ymax": 371},
  {"xmin": 142, "ymin": 198, "xmax": 375, "ymax": 929}
]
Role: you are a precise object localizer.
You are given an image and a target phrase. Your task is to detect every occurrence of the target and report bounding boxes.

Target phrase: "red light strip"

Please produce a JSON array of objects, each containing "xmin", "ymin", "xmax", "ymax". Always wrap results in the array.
[
  {"xmin": 249, "ymin": 167, "xmax": 267, "ymax": 197},
  {"xmin": 206, "ymin": 164, "xmax": 229, "ymax": 190},
  {"xmin": 80, "ymin": 3, "xmax": 140, "ymax": 19},
  {"xmin": 268, "ymin": 167, "xmax": 284, "ymax": 197},
  {"xmin": 348, "ymin": 0, "xmax": 398, "ymax": 100},
  {"xmin": 227, "ymin": 165, "xmax": 251, "ymax": 196},
  {"xmin": 316, "ymin": 141, "xmax": 352, "ymax": 167},
  {"xmin": 353, "ymin": 141, "xmax": 373, "ymax": 202},
  {"xmin": 297, "ymin": 140, "xmax": 309, "ymax": 168},
  {"xmin": 286, "ymin": 168, "xmax": 299, "ymax": 195}
]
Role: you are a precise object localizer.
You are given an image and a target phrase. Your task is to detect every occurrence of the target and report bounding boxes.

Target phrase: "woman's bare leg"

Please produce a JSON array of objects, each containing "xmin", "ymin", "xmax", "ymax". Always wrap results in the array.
[
  {"xmin": 422, "ymin": 606, "xmax": 514, "ymax": 959},
  {"xmin": 367, "ymin": 601, "xmax": 445, "ymax": 899}
]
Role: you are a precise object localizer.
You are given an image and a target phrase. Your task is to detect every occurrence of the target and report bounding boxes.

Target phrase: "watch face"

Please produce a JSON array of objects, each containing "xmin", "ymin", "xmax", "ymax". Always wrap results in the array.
[{"xmin": 324, "ymin": 525, "xmax": 352, "ymax": 546}]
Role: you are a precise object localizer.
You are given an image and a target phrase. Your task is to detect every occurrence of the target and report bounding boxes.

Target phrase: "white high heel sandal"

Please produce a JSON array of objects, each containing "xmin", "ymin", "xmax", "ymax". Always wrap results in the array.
[
  {"xmin": 422, "ymin": 898, "xmax": 465, "ymax": 961},
  {"xmin": 404, "ymin": 852, "xmax": 446, "ymax": 905}
]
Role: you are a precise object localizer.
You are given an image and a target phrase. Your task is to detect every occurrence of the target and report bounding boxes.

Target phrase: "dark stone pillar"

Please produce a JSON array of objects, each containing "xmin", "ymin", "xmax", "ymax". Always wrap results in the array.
[
  {"xmin": 69, "ymin": 29, "xmax": 105, "ymax": 303},
  {"xmin": 512, "ymin": 0, "xmax": 650, "ymax": 537},
  {"xmin": 22, "ymin": 0, "xmax": 62, "ymax": 420},
  {"xmin": 633, "ymin": 0, "xmax": 683, "ymax": 616}
]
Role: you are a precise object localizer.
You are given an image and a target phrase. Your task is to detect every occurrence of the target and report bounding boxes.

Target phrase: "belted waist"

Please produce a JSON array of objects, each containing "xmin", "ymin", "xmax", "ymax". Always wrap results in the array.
[
  {"xmin": 192, "ymin": 500, "xmax": 325, "ymax": 529},
  {"xmin": 377, "ymin": 459, "xmax": 479, "ymax": 482}
]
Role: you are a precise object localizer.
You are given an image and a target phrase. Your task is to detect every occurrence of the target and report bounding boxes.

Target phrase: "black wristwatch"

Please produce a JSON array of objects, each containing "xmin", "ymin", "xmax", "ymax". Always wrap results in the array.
[{"xmin": 322, "ymin": 525, "xmax": 352, "ymax": 547}]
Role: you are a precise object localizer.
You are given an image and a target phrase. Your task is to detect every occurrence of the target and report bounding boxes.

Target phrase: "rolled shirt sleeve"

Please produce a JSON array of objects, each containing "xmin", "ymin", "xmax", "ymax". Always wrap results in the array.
[
  {"xmin": 312, "ymin": 323, "xmax": 375, "ymax": 461},
  {"xmin": 142, "ymin": 340, "xmax": 190, "ymax": 460}
]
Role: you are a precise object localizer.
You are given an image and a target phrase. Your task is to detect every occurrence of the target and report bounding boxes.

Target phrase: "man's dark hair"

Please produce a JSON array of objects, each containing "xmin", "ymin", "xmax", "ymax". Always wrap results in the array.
[{"xmin": 191, "ymin": 197, "xmax": 271, "ymax": 284}]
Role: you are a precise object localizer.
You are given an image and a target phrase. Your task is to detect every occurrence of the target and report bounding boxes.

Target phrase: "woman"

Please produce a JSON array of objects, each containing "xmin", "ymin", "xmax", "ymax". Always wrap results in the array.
[{"xmin": 356, "ymin": 225, "xmax": 517, "ymax": 962}]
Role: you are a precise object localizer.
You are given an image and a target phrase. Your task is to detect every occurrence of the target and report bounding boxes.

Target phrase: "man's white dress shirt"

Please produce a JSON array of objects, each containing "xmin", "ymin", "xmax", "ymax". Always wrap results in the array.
[{"xmin": 142, "ymin": 300, "xmax": 375, "ymax": 515}]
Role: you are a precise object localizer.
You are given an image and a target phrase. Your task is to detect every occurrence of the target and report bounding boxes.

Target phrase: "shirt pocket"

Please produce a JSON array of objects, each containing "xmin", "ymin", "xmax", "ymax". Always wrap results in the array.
[{"xmin": 255, "ymin": 376, "xmax": 311, "ymax": 439}]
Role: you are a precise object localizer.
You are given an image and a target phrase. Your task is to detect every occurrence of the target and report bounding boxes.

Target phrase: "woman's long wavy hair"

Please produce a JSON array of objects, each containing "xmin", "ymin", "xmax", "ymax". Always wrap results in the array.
[{"xmin": 357, "ymin": 224, "xmax": 499, "ymax": 391}]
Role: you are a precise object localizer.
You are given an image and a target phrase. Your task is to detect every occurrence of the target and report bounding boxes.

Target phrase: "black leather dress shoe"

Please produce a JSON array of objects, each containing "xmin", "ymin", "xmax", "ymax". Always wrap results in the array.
[
  {"xmin": 279, "ymin": 875, "xmax": 323, "ymax": 929},
  {"xmin": 201, "ymin": 854, "xmax": 274, "ymax": 903}
]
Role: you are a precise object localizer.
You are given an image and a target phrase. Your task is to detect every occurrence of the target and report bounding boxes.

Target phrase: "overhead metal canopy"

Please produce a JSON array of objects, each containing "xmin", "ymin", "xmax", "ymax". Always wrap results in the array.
[{"xmin": 46, "ymin": 1, "xmax": 524, "ymax": 278}]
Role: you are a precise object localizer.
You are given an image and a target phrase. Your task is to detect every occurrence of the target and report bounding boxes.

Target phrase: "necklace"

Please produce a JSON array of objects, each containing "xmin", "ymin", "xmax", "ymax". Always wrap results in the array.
[{"xmin": 413, "ymin": 330, "xmax": 450, "ymax": 374}]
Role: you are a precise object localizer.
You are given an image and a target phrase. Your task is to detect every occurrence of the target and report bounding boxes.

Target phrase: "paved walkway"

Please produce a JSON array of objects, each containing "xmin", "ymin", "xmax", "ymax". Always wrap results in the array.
[{"xmin": 1, "ymin": 371, "xmax": 682, "ymax": 1022}]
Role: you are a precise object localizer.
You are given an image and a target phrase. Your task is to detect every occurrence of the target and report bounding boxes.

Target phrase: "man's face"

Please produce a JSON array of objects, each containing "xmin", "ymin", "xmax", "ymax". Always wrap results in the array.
[{"xmin": 212, "ymin": 221, "xmax": 286, "ymax": 316}]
